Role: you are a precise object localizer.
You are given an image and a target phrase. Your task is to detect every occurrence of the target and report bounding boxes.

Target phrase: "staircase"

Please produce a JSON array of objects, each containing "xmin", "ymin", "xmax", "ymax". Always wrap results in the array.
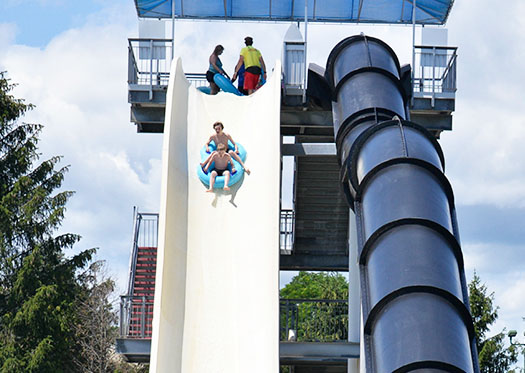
[
  {"xmin": 286, "ymin": 155, "xmax": 348, "ymax": 270},
  {"xmin": 127, "ymin": 246, "xmax": 157, "ymax": 338}
]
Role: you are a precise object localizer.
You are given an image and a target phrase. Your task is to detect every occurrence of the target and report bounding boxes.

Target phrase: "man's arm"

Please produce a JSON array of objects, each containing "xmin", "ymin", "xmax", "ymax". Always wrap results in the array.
[
  {"xmin": 203, "ymin": 152, "xmax": 217, "ymax": 173},
  {"xmin": 205, "ymin": 136, "xmax": 213, "ymax": 152},
  {"xmin": 260, "ymin": 56, "xmax": 267, "ymax": 79},
  {"xmin": 232, "ymin": 55, "xmax": 244, "ymax": 82},
  {"xmin": 226, "ymin": 133, "xmax": 238, "ymax": 152}
]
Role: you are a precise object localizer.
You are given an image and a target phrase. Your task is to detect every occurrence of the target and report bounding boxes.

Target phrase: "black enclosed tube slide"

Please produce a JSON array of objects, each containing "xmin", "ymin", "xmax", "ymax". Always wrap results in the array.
[{"xmin": 325, "ymin": 35, "xmax": 479, "ymax": 372}]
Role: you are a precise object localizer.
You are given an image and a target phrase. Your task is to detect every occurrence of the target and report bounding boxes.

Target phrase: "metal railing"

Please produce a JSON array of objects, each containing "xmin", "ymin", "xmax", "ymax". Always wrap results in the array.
[
  {"xmin": 128, "ymin": 38, "xmax": 172, "ymax": 100},
  {"xmin": 120, "ymin": 295, "xmax": 154, "ymax": 339},
  {"xmin": 280, "ymin": 299, "xmax": 348, "ymax": 342},
  {"xmin": 118, "ymin": 296, "xmax": 349, "ymax": 342},
  {"xmin": 185, "ymin": 73, "xmax": 208, "ymax": 87},
  {"xmin": 413, "ymin": 45, "xmax": 458, "ymax": 105},
  {"xmin": 280, "ymin": 209, "xmax": 295, "ymax": 254},
  {"xmin": 128, "ymin": 38, "xmax": 208, "ymax": 99},
  {"xmin": 126, "ymin": 211, "xmax": 159, "ymax": 298}
]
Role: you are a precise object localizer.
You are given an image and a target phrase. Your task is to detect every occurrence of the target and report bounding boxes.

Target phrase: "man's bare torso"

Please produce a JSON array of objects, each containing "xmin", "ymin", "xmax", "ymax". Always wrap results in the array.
[{"xmin": 211, "ymin": 133, "xmax": 229, "ymax": 148}]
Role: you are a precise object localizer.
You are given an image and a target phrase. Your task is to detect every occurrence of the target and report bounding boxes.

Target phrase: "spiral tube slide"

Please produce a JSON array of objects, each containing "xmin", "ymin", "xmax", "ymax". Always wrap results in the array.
[{"xmin": 326, "ymin": 35, "xmax": 479, "ymax": 372}]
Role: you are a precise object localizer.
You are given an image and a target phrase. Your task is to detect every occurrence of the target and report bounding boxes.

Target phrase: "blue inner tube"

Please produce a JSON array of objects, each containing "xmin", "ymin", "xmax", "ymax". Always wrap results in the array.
[
  {"xmin": 197, "ymin": 141, "xmax": 247, "ymax": 189},
  {"xmin": 214, "ymin": 74, "xmax": 243, "ymax": 96}
]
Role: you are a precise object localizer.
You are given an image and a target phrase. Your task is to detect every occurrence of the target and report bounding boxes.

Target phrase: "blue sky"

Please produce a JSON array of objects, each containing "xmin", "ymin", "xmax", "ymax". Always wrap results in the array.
[
  {"xmin": 2, "ymin": 0, "xmax": 525, "ymax": 368},
  {"xmin": 0, "ymin": 0, "xmax": 105, "ymax": 47}
]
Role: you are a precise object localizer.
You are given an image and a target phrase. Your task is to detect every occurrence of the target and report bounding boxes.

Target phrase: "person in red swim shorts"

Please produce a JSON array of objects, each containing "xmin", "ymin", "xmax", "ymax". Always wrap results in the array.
[{"xmin": 232, "ymin": 36, "xmax": 267, "ymax": 95}]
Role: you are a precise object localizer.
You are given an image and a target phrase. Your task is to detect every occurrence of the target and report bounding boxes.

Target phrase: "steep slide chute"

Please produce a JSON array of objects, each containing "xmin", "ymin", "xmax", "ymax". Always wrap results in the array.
[{"xmin": 149, "ymin": 58, "xmax": 281, "ymax": 372}]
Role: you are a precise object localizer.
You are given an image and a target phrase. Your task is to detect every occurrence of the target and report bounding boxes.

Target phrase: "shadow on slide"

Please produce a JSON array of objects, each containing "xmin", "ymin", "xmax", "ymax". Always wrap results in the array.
[{"xmin": 210, "ymin": 175, "xmax": 245, "ymax": 208}]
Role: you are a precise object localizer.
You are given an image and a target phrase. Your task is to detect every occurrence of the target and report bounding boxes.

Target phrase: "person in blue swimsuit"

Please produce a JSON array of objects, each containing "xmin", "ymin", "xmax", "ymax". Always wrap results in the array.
[{"xmin": 206, "ymin": 45, "xmax": 228, "ymax": 95}]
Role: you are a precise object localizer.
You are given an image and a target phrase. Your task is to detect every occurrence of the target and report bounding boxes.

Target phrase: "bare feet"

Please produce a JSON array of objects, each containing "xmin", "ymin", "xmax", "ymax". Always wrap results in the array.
[
  {"xmin": 224, "ymin": 186, "xmax": 230, "ymax": 191},
  {"xmin": 206, "ymin": 188, "xmax": 213, "ymax": 193},
  {"xmin": 245, "ymin": 168, "xmax": 251, "ymax": 175},
  {"xmin": 231, "ymin": 167, "xmax": 237, "ymax": 175}
]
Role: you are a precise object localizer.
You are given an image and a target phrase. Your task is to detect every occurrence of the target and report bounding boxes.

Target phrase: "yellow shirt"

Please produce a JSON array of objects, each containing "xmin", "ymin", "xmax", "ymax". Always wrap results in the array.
[{"xmin": 240, "ymin": 46, "xmax": 262, "ymax": 68}]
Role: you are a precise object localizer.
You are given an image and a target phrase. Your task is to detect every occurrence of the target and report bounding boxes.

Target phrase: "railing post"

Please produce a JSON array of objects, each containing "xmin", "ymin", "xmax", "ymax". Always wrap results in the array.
[
  {"xmin": 120, "ymin": 296, "xmax": 125, "ymax": 336},
  {"xmin": 149, "ymin": 39, "xmax": 153, "ymax": 100},
  {"xmin": 431, "ymin": 46, "xmax": 436, "ymax": 107},
  {"xmin": 141, "ymin": 296, "xmax": 146, "ymax": 338}
]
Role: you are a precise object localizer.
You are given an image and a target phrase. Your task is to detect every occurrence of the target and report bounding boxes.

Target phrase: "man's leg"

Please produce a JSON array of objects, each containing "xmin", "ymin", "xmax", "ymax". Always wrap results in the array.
[
  {"xmin": 201, "ymin": 151, "xmax": 216, "ymax": 169},
  {"xmin": 228, "ymin": 150, "xmax": 251, "ymax": 175}
]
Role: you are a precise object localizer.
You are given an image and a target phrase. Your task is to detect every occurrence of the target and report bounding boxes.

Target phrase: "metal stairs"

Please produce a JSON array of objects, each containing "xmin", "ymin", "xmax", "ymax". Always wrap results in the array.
[
  {"xmin": 295, "ymin": 155, "xmax": 348, "ymax": 255},
  {"xmin": 128, "ymin": 246, "xmax": 157, "ymax": 338}
]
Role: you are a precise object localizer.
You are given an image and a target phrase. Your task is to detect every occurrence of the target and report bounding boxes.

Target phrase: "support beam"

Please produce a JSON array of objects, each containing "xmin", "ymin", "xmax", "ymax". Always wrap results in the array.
[
  {"xmin": 280, "ymin": 342, "xmax": 359, "ymax": 365},
  {"xmin": 282, "ymin": 143, "xmax": 336, "ymax": 156}
]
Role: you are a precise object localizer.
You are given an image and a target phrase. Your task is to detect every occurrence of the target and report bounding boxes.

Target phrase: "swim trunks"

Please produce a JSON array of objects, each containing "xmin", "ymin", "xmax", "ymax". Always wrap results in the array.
[
  {"xmin": 244, "ymin": 71, "xmax": 260, "ymax": 90},
  {"xmin": 214, "ymin": 167, "xmax": 228, "ymax": 176}
]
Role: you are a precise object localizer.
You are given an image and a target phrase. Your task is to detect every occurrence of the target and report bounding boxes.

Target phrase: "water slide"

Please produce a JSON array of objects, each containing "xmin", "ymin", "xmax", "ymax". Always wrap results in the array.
[
  {"xmin": 149, "ymin": 59, "xmax": 281, "ymax": 372},
  {"xmin": 325, "ymin": 35, "xmax": 479, "ymax": 372}
]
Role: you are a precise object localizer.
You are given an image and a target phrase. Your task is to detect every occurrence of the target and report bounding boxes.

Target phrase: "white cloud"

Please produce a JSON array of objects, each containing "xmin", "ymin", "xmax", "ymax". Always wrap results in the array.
[
  {"xmin": 0, "ymin": 3, "xmax": 160, "ymax": 292},
  {"xmin": 0, "ymin": 23, "xmax": 17, "ymax": 51}
]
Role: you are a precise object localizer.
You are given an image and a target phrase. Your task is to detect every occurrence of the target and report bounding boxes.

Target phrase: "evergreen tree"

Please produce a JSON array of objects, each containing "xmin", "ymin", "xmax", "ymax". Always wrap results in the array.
[
  {"xmin": 0, "ymin": 72, "xmax": 95, "ymax": 372},
  {"xmin": 469, "ymin": 271, "xmax": 519, "ymax": 372}
]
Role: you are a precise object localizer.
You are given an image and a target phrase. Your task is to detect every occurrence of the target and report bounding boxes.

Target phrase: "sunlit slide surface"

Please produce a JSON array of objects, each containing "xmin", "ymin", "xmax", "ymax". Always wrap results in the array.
[{"xmin": 149, "ymin": 58, "xmax": 281, "ymax": 373}]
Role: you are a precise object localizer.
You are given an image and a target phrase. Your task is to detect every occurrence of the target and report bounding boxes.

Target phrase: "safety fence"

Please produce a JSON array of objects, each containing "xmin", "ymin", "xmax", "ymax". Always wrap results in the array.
[
  {"xmin": 413, "ymin": 45, "xmax": 457, "ymax": 99},
  {"xmin": 119, "ymin": 295, "xmax": 348, "ymax": 343},
  {"xmin": 126, "ymin": 212, "xmax": 159, "ymax": 298},
  {"xmin": 280, "ymin": 298, "xmax": 348, "ymax": 342},
  {"xmin": 280, "ymin": 209, "xmax": 295, "ymax": 254}
]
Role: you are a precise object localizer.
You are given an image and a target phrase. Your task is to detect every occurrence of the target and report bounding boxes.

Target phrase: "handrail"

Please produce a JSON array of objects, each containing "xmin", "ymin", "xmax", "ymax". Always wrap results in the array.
[
  {"xmin": 127, "ymin": 40, "xmax": 140, "ymax": 84},
  {"xmin": 414, "ymin": 45, "xmax": 458, "ymax": 51},
  {"xmin": 118, "ymin": 295, "xmax": 348, "ymax": 341},
  {"xmin": 128, "ymin": 38, "xmax": 172, "ymax": 42},
  {"xmin": 126, "ymin": 212, "xmax": 143, "ymax": 297}
]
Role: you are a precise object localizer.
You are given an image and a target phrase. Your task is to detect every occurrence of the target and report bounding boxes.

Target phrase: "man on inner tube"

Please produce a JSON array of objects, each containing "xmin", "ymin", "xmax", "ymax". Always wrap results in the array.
[
  {"xmin": 201, "ymin": 121, "xmax": 250, "ymax": 175},
  {"xmin": 204, "ymin": 143, "xmax": 232, "ymax": 192}
]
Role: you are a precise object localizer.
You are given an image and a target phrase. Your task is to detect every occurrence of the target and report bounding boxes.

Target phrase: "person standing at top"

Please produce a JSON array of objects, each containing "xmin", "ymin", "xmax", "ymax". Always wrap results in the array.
[
  {"xmin": 206, "ymin": 45, "xmax": 228, "ymax": 95},
  {"xmin": 232, "ymin": 37, "xmax": 267, "ymax": 95}
]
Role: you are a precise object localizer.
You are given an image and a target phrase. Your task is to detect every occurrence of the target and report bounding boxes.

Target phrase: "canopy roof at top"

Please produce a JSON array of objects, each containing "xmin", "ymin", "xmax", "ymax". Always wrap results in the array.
[{"xmin": 133, "ymin": 0, "xmax": 454, "ymax": 25}]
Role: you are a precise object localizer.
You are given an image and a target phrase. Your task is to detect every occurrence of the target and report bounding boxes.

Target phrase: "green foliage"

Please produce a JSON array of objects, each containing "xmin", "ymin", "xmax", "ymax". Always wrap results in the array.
[
  {"xmin": 0, "ymin": 72, "xmax": 95, "ymax": 372},
  {"xmin": 280, "ymin": 272, "xmax": 348, "ymax": 342},
  {"xmin": 73, "ymin": 260, "xmax": 124, "ymax": 372},
  {"xmin": 469, "ymin": 271, "xmax": 519, "ymax": 373},
  {"xmin": 280, "ymin": 271, "xmax": 348, "ymax": 300}
]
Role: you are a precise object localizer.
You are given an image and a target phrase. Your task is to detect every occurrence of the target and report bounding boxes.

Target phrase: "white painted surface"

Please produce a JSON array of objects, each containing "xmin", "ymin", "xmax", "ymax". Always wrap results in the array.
[
  {"xmin": 348, "ymin": 209, "xmax": 361, "ymax": 373},
  {"xmin": 150, "ymin": 58, "xmax": 281, "ymax": 373}
]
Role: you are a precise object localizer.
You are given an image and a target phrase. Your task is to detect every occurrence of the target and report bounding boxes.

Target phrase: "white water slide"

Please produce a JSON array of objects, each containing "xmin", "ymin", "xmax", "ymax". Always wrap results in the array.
[{"xmin": 149, "ymin": 59, "xmax": 281, "ymax": 373}]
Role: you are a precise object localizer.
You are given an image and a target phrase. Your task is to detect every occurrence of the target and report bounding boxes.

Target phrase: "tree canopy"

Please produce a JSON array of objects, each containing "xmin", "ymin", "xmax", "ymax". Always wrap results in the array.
[
  {"xmin": 0, "ymin": 72, "xmax": 96, "ymax": 372},
  {"xmin": 469, "ymin": 271, "xmax": 519, "ymax": 373},
  {"xmin": 280, "ymin": 271, "xmax": 348, "ymax": 300},
  {"xmin": 280, "ymin": 272, "xmax": 348, "ymax": 343}
]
